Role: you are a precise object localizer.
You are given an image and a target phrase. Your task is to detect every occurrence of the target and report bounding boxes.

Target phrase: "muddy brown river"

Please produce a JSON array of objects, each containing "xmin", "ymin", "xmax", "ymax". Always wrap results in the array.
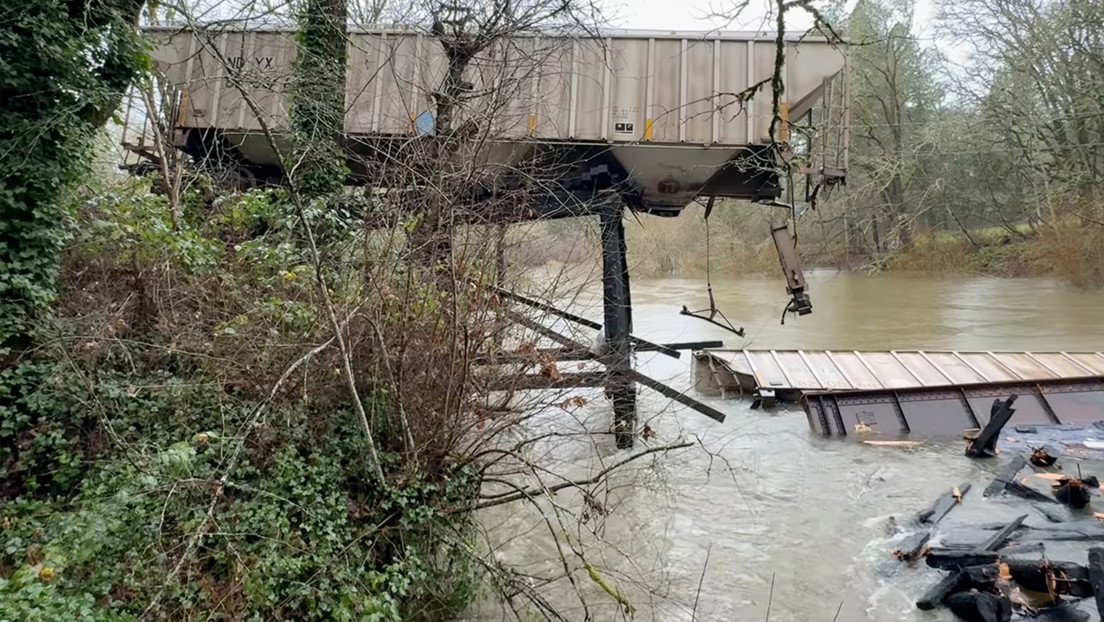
[{"xmin": 471, "ymin": 271, "xmax": 1104, "ymax": 621}]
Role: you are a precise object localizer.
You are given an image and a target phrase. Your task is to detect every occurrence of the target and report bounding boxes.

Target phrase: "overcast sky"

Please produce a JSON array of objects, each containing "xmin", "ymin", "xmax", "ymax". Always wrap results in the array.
[
  {"xmin": 601, "ymin": 0, "xmax": 939, "ymax": 46},
  {"xmin": 602, "ymin": 0, "xmax": 841, "ymax": 32}
]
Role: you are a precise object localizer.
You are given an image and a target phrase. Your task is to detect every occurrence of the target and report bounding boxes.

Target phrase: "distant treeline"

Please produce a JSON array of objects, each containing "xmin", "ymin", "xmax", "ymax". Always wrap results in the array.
[{"xmin": 521, "ymin": 0, "xmax": 1104, "ymax": 286}]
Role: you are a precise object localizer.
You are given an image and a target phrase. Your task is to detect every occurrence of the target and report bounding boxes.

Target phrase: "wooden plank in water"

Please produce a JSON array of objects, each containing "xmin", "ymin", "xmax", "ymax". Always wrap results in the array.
[
  {"xmin": 983, "ymin": 454, "xmax": 1028, "ymax": 497},
  {"xmin": 1088, "ymin": 548, "xmax": 1104, "ymax": 618},
  {"xmin": 916, "ymin": 571, "xmax": 963, "ymax": 610},
  {"xmin": 921, "ymin": 483, "xmax": 972, "ymax": 525},
  {"xmin": 978, "ymin": 514, "xmax": 1027, "ymax": 551}
]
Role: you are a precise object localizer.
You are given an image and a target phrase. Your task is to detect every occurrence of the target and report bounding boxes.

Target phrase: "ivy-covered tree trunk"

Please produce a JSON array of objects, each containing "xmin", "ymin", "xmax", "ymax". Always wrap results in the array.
[
  {"xmin": 0, "ymin": 0, "xmax": 144, "ymax": 355},
  {"xmin": 290, "ymin": 0, "xmax": 349, "ymax": 198}
]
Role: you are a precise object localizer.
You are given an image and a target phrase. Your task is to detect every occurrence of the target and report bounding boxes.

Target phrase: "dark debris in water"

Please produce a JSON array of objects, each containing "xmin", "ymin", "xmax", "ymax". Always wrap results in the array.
[{"xmin": 885, "ymin": 436, "xmax": 1104, "ymax": 622}]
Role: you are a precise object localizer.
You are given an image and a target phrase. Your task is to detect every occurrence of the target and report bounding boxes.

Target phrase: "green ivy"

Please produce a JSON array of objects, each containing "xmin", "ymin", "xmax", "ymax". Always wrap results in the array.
[
  {"xmin": 0, "ymin": 363, "xmax": 481, "ymax": 621},
  {"xmin": 289, "ymin": 0, "xmax": 351, "ymax": 197},
  {"xmin": 0, "ymin": 577, "xmax": 132, "ymax": 622},
  {"xmin": 0, "ymin": 0, "xmax": 145, "ymax": 353},
  {"xmin": 0, "ymin": 362, "xmax": 91, "ymax": 498}
]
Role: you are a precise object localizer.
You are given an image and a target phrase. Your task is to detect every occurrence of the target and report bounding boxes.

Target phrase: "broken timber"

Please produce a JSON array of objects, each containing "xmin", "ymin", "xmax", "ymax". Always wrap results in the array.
[
  {"xmin": 896, "ymin": 484, "xmax": 971, "ymax": 562},
  {"xmin": 919, "ymin": 483, "xmax": 973, "ymax": 525},
  {"xmin": 1088, "ymin": 548, "xmax": 1104, "ymax": 618},
  {"xmin": 978, "ymin": 514, "xmax": 1028, "ymax": 551},
  {"xmin": 984, "ymin": 455, "xmax": 1029, "ymax": 497},
  {"xmin": 908, "ymin": 449, "xmax": 1104, "ymax": 621},
  {"xmin": 917, "ymin": 572, "xmax": 963, "ymax": 610},
  {"xmin": 489, "ymin": 311, "xmax": 728, "ymax": 427},
  {"xmin": 966, "ymin": 395, "xmax": 1018, "ymax": 458},
  {"xmin": 893, "ymin": 531, "xmax": 930, "ymax": 560},
  {"xmin": 491, "ymin": 285, "xmax": 691, "ymax": 359},
  {"xmin": 924, "ymin": 543, "xmax": 1047, "ymax": 571}
]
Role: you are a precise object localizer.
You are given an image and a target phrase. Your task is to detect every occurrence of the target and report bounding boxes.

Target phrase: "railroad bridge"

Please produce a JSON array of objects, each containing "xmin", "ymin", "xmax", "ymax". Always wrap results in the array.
[{"xmin": 121, "ymin": 26, "xmax": 850, "ymax": 447}]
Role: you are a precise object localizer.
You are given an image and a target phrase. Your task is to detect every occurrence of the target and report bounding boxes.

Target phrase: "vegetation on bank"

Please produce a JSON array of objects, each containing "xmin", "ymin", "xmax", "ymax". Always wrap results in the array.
[
  {"xmin": 3, "ymin": 1, "xmax": 668, "ymax": 620},
  {"xmin": 1, "ymin": 180, "xmax": 491, "ymax": 621},
  {"xmin": 519, "ymin": 203, "xmax": 1104, "ymax": 287},
  {"xmin": 4, "ymin": 0, "xmax": 1099, "ymax": 617},
  {"xmin": 874, "ymin": 221, "xmax": 1104, "ymax": 285},
  {"xmin": 2, "ymin": 0, "xmax": 485, "ymax": 615}
]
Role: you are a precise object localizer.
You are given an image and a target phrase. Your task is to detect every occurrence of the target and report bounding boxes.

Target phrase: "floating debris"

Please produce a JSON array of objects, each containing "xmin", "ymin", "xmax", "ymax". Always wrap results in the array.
[
  {"xmin": 906, "ymin": 450, "xmax": 1104, "ymax": 621},
  {"xmin": 894, "ymin": 531, "xmax": 931, "ymax": 561},
  {"xmin": 1053, "ymin": 477, "xmax": 1095, "ymax": 509},
  {"xmin": 918, "ymin": 483, "xmax": 973, "ymax": 526},
  {"xmin": 966, "ymin": 396, "xmax": 1018, "ymax": 458},
  {"xmin": 863, "ymin": 440, "xmax": 924, "ymax": 448},
  {"xmin": 1033, "ymin": 447, "xmax": 1060, "ymax": 467},
  {"xmin": 985, "ymin": 455, "xmax": 1029, "ymax": 497}
]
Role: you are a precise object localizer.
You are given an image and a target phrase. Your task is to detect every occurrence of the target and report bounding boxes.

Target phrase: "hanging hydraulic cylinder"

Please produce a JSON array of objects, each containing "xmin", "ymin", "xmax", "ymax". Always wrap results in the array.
[{"xmin": 771, "ymin": 223, "xmax": 813, "ymax": 318}]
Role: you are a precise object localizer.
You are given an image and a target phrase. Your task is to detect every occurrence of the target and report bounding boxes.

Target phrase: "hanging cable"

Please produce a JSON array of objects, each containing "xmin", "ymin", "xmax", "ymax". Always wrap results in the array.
[{"xmin": 679, "ymin": 196, "xmax": 745, "ymax": 337}]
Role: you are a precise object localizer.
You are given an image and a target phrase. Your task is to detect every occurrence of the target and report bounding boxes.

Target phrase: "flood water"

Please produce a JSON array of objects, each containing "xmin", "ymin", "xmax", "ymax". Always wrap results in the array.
[{"xmin": 471, "ymin": 271, "xmax": 1104, "ymax": 621}]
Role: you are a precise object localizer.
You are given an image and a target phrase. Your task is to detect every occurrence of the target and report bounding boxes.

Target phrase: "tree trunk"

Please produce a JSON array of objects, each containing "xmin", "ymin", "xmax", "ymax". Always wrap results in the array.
[{"xmin": 290, "ymin": 0, "xmax": 348, "ymax": 198}]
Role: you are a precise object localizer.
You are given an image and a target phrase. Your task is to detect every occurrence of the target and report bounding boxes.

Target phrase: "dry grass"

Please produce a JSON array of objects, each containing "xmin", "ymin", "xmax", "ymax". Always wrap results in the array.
[
  {"xmin": 886, "ymin": 216, "xmax": 1104, "ymax": 286},
  {"xmin": 1028, "ymin": 219, "xmax": 1104, "ymax": 287}
]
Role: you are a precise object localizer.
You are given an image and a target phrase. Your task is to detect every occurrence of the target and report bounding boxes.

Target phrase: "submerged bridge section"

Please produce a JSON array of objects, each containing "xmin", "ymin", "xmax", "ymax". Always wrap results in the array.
[{"xmin": 694, "ymin": 350, "xmax": 1104, "ymax": 437}]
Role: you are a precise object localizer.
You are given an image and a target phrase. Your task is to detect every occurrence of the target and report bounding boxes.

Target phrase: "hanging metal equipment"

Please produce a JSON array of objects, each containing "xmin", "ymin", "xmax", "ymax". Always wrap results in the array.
[
  {"xmin": 772, "ymin": 165, "xmax": 814, "ymax": 325},
  {"xmin": 679, "ymin": 196, "xmax": 746, "ymax": 337}
]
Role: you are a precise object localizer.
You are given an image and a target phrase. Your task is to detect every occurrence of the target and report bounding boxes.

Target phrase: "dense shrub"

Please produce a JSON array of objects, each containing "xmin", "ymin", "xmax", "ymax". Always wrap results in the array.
[
  {"xmin": 0, "ymin": 179, "xmax": 499, "ymax": 620},
  {"xmin": 0, "ymin": 361, "xmax": 480, "ymax": 621}
]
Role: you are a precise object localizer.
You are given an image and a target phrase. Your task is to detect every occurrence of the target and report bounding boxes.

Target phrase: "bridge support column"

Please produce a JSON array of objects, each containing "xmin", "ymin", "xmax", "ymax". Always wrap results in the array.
[{"xmin": 599, "ymin": 204, "xmax": 636, "ymax": 449}]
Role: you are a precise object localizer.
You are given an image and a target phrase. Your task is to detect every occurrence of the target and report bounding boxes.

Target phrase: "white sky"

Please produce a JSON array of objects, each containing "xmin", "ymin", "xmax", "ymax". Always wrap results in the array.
[
  {"xmin": 602, "ymin": 0, "xmax": 837, "ymax": 32},
  {"xmin": 602, "ymin": 0, "xmax": 940, "ymax": 47}
]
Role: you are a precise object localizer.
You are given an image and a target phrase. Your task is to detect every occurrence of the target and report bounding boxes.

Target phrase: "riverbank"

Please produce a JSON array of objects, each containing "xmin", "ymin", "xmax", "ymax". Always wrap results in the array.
[
  {"xmin": 880, "ymin": 222, "xmax": 1104, "ymax": 287},
  {"xmin": 510, "ymin": 210, "xmax": 1104, "ymax": 288},
  {"xmin": 616, "ymin": 219, "xmax": 1104, "ymax": 288}
]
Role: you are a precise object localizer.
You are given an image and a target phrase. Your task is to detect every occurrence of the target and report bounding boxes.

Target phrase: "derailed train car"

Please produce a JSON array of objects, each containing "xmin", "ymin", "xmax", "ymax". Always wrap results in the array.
[{"xmin": 138, "ymin": 27, "xmax": 848, "ymax": 215}]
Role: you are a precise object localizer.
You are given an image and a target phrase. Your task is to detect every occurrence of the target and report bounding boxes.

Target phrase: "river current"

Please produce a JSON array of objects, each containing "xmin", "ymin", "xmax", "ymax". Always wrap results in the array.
[{"xmin": 470, "ymin": 270, "xmax": 1104, "ymax": 621}]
